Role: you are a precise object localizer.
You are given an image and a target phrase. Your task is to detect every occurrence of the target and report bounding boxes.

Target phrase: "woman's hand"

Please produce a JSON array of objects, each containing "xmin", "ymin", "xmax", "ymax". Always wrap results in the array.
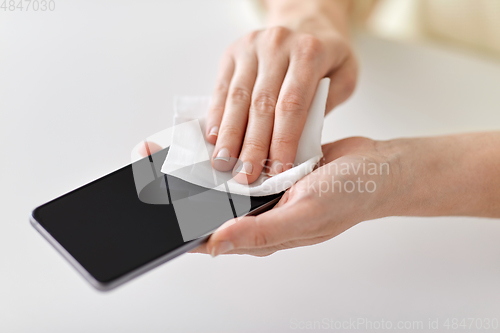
[
  {"xmin": 196, "ymin": 131, "xmax": 500, "ymax": 257},
  {"xmin": 207, "ymin": 0, "xmax": 357, "ymax": 184},
  {"xmin": 140, "ymin": 131, "xmax": 500, "ymax": 257},
  {"xmin": 194, "ymin": 137, "xmax": 397, "ymax": 257}
]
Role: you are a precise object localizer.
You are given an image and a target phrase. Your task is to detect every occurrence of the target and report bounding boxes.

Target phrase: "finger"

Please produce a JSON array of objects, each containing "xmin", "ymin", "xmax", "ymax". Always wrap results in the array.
[
  {"xmin": 138, "ymin": 141, "xmax": 163, "ymax": 157},
  {"xmin": 190, "ymin": 194, "xmax": 326, "ymax": 257},
  {"xmin": 188, "ymin": 217, "xmax": 237, "ymax": 254},
  {"xmin": 206, "ymin": 200, "xmax": 315, "ymax": 257},
  {"xmin": 193, "ymin": 246, "xmax": 277, "ymax": 257},
  {"xmin": 232, "ymin": 50, "xmax": 288, "ymax": 184},
  {"xmin": 223, "ymin": 234, "xmax": 331, "ymax": 257},
  {"xmin": 189, "ymin": 244, "xmax": 275, "ymax": 256},
  {"xmin": 325, "ymin": 56, "xmax": 358, "ymax": 113},
  {"xmin": 273, "ymin": 189, "xmax": 290, "ymax": 208},
  {"xmin": 212, "ymin": 53, "xmax": 258, "ymax": 172},
  {"xmin": 205, "ymin": 51, "xmax": 235, "ymax": 145},
  {"xmin": 320, "ymin": 137, "xmax": 373, "ymax": 163},
  {"xmin": 268, "ymin": 57, "xmax": 321, "ymax": 176},
  {"xmin": 191, "ymin": 235, "xmax": 331, "ymax": 257},
  {"xmin": 189, "ymin": 244, "xmax": 207, "ymax": 254},
  {"xmin": 191, "ymin": 191, "xmax": 288, "ymax": 255}
]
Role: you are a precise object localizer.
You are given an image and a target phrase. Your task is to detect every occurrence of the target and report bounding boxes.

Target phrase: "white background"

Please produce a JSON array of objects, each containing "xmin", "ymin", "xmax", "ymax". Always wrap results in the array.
[{"xmin": 1, "ymin": 1, "xmax": 500, "ymax": 332}]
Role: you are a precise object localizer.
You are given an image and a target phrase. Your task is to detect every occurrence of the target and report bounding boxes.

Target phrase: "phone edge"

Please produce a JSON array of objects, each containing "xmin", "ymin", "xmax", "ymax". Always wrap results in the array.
[{"xmin": 29, "ymin": 196, "xmax": 281, "ymax": 292}]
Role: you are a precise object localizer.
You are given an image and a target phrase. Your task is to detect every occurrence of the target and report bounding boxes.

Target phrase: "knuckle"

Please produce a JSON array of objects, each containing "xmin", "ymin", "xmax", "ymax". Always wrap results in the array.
[
  {"xmin": 278, "ymin": 92, "xmax": 306, "ymax": 114},
  {"xmin": 252, "ymin": 217, "xmax": 270, "ymax": 247},
  {"xmin": 220, "ymin": 125, "xmax": 241, "ymax": 139},
  {"xmin": 265, "ymin": 26, "xmax": 291, "ymax": 45},
  {"xmin": 253, "ymin": 230, "xmax": 269, "ymax": 248},
  {"xmin": 229, "ymin": 86, "xmax": 251, "ymax": 104},
  {"xmin": 272, "ymin": 133, "xmax": 296, "ymax": 149},
  {"xmin": 295, "ymin": 34, "xmax": 325, "ymax": 61},
  {"xmin": 214, "ymin": 82, "xmax": 229, "ymax": 94},
  {"xmin": 243, "ymin": 30, "xmax": 261, "ymax": 43},
  {"xmin": 209, "ymin": 105, "xmax": 224, "ymax": 116},
  {"xmin": 251, "ymin": 92, "xmax": 277, "ymax": 116},
  {"xmin": 243, "ymin": 137, "xmax": 268, "ymax": 154}
]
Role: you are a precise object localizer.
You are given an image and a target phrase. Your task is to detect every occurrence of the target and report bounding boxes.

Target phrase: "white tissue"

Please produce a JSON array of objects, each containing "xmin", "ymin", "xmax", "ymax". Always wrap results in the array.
[{"xmin": 161, "ymin": 78, "xmax": 330, "ymax": 196}]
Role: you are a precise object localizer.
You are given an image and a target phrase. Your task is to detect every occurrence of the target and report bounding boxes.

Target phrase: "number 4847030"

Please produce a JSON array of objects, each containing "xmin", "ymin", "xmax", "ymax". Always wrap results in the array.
[{"xmin": 1, "ymin": 0, "xmax": 55, "ymax": 11}]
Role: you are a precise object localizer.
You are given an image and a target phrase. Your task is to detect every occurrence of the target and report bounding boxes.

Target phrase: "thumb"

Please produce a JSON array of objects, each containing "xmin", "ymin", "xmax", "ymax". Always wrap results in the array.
[{"xmin": 206, "ymin": 200, "xmax": 313, "ymax": 257}]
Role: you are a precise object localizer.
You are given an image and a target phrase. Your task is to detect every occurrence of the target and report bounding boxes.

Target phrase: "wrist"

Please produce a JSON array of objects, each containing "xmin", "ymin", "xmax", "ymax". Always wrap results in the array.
[
  {"xmin": 264, "ymin": 0, "xmax": 351, "ymax": 38},
  {"xmin": 378, "ymin": 133, "xmax": 500, "ymax": 218},
  {"xmin": 374, "ymin": 138, "xmax": 419, "ymax": 217},
  {"xmin": 359, "ymin": 139, "xmax": 405, "ymax": 220}
]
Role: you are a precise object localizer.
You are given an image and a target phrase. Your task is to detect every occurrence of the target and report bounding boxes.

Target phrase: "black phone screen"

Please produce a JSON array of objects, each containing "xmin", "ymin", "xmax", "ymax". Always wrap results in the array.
[{"xmin": 33, "ymin": 148, "xmax": 281, "ymax": 284}]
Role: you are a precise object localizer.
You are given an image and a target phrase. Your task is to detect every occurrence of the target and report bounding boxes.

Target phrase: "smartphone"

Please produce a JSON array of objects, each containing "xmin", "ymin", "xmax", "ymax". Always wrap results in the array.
[{"xmin": 30, "ymin": 147, "xmax": 282, "ymax": 291}]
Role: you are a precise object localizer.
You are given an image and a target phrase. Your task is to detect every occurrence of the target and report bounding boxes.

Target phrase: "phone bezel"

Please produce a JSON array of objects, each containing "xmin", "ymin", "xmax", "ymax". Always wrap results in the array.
[{"xmin": 30, "ymin": 172, "xmax": 281, "ymax": 291}]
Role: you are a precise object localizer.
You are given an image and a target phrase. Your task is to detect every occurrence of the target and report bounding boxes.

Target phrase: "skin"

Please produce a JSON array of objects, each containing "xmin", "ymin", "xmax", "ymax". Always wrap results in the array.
[
  {"xmin": 195, "ymin": 132, "xmax": 500, "ymax": 257},
  {"xmin": 206, "ymin": 0, "xmax": 357, "ymax": 184},
  {"xmin": 144, "ymin": 1, "xmax": 500, "ymax": 257},
  {"xmin": 139, "ymin": 132, "xmax": 500, "ymax": 257}
]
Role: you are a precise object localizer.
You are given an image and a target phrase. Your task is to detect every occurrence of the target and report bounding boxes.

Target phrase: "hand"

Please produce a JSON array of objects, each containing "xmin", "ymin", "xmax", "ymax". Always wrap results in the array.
[
  {"xmin": 206, "ymin": 2, "xmax": 357, "ymax": 185},
  {"xmin": 194, "ymin": 137, "xmax": 396, "ymax": 257},
  {"xmin": 139, "ymin": 132, "xmax": 500, "ymax": 257}
]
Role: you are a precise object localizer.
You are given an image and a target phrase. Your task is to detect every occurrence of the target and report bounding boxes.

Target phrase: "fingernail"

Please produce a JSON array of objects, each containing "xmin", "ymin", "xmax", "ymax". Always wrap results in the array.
[
  {"xmin": 235, "ymin": 161, "xmax": 253, "ymax": 175},
  {"xmin": 211, "ymin": 241, "xmax": 234, "ymax": 257},
  {"xmin": 208, "ymin": 126, "xmax": 219, "ymax": 137},
  {"xmin": 214, "ymin": 148, "xmax": 230, "ymax": 162},
  {"xmin": 268, "ymin": 160, "xmax": 283, "ymax": 176}
]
